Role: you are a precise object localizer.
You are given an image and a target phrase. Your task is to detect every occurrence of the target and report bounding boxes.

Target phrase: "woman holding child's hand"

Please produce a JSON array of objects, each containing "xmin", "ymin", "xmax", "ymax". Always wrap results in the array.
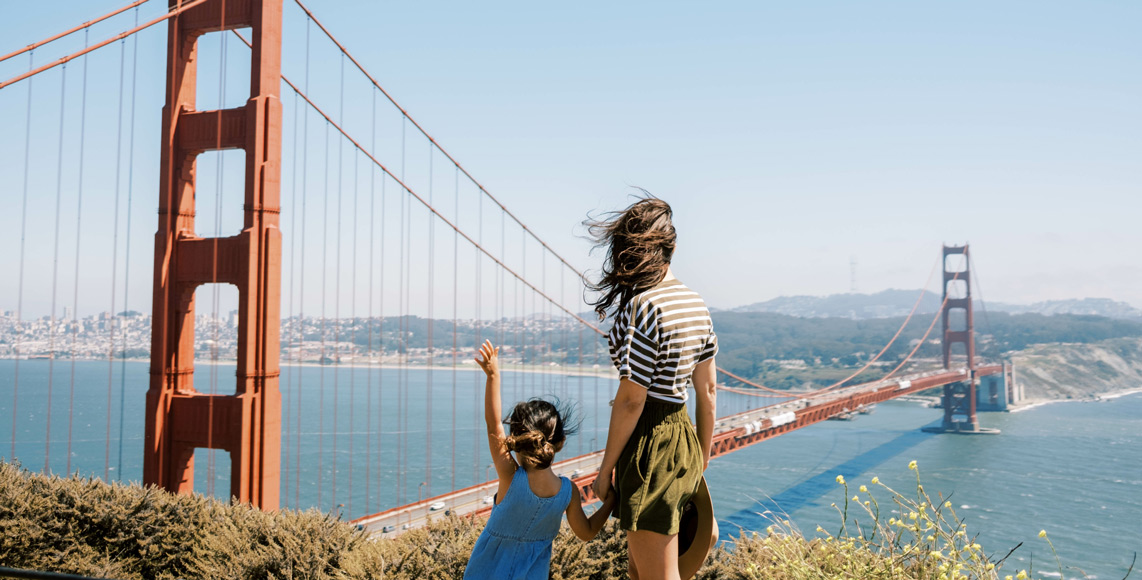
[{"xmin": 587, "ymin": 196, "xmax": 719, "ymax": 580}]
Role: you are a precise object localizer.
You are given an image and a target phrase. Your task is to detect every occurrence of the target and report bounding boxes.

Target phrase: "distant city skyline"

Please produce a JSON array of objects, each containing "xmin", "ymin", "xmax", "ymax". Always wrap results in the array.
[{"xmin": 1, "ymin": 1, "xmax": 1138, "ymax": 319}]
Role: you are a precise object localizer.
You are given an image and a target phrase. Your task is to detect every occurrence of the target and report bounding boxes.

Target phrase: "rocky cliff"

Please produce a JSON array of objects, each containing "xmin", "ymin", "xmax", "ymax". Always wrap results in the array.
[{"xmin": 1011, "ymin": 337, "xmax": 1142, "ymax": 401}]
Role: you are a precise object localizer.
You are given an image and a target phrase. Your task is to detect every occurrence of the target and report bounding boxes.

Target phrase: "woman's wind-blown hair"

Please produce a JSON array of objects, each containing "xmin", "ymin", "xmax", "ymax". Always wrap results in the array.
[
  {"xmin": 503, "ymin": 397, "xmax": 580, "ymax": 470},
  {"xmin": 584, "ymin": 193, "xmax": 676, "ymax": 320}
]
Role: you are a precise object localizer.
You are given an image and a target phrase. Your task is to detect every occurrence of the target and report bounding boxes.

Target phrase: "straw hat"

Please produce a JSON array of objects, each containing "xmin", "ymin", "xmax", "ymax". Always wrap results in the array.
[{"xmin": 677, "ymin": 476, "xmax": 718, "ymax": 580}]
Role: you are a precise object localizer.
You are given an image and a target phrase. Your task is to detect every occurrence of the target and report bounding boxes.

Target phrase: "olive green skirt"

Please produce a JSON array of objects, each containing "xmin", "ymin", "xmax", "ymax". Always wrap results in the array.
[{"xmin": 615, "ymin": 397, "xmax": 702, "ymax": 535}]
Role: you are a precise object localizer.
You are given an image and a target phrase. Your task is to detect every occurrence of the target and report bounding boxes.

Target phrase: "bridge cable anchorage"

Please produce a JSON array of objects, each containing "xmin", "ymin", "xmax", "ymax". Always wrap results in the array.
[
  {"xmin": 117, "ymin": 6, "xmax": 140, "ymax": 481},
  {"xmin": 66, "ymin": 28, "xmax": 92, "ymax": 476},
  {"xmin": 11, "ymin": 50, "xmax": 34, "ymax": 463},
  {"xmin": 0, "ymin": 0, "xmax": 213, "ymax": 91},
  {"xmin": 45, "ymin": 60, "xmax": 69, "ymax": 473},
  {"xmin": 0, "ymin": 0, "xmax": 150, "ymax": 64},
  {"xmin": 289, "ymin": 0, "xmax": 589, "ymax": 288}
]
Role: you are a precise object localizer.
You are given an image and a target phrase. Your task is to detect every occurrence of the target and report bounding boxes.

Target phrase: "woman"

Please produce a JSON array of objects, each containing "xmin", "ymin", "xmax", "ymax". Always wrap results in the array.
[{"xmin": 587, "ymin": 195, "xmax": 718, "ymax": 580}]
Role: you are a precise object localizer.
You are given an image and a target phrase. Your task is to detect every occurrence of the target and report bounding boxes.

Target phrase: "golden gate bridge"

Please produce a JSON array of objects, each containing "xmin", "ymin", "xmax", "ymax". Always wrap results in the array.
[{"xmin": 0, "ymin": 0, "xmax": 1013, "ymax": 533}]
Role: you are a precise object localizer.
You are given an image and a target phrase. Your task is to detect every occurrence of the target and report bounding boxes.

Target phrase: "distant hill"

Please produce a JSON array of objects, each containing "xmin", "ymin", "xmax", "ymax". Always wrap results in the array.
[
  {"xmin": 731, "ymin": 289, "xmax": 943, "ymax": 319},
  {"xmin": 986, "ymin": 297, "xmax": 1142, "ymax": 321},
  {"xmin": 732, "ymin": 290, "xmax": 1142, "ymax": 322},
  {"xmin": 711, "ymin": 310, "xmax": 1142, "ymax": 389}
]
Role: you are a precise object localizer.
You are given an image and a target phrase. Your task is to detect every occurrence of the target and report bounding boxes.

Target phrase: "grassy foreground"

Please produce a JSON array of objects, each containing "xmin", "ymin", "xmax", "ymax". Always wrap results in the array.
[{"xmin": 0, "ymin": 460, "xmax": 1050, "ymax": 580}]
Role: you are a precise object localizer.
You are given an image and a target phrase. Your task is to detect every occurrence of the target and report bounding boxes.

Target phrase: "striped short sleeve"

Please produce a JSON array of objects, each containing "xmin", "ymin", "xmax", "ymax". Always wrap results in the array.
[
  {"xmin": 607, "ymin": 279, "xmax": 716, "ymax": 403},
  {"xmin": 608, "ymin": 296, "xmax": 660, "ymax": 389},
  {"xmin": 698, "ymin": 330, "xmax": 718, "ymax": 363}
]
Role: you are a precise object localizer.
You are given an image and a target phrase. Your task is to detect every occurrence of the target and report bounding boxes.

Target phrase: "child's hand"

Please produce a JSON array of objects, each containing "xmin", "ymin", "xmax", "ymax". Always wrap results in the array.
[{"xmin": 475, "ymin": 339, "xmax": 500, "ymax": 377}]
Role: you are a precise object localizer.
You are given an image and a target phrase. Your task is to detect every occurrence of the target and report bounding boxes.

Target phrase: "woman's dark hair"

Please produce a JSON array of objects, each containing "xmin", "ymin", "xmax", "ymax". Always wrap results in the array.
[
  {"xmin": 503, "ymin": 398, "xmax": 579, "ymax": 470},
  {"xmin": 584, "ymin": 193, "xmax": 676, "ymax": 320}
]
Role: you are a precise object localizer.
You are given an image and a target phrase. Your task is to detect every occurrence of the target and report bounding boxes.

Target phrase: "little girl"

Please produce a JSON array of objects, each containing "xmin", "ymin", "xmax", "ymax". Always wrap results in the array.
[{"xmin": 464, "ymin": 340, "xmax": 616, "ymax": 580}]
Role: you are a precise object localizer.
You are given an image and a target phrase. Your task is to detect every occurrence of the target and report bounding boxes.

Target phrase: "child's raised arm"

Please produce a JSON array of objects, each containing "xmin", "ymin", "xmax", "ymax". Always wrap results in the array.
[
  {"xmin": 475, "ymin": 340, "xmax": 516, "ymax": 504},
  {"xmin": 565, "ymin": 481, "xmax": 617, "ymax": 541}
]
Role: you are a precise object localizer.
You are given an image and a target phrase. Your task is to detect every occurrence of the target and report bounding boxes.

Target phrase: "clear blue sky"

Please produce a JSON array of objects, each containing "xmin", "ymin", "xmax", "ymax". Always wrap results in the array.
[{"xmin": 1, "ymin": 0, "xmax": 1139, "ymax": 318}]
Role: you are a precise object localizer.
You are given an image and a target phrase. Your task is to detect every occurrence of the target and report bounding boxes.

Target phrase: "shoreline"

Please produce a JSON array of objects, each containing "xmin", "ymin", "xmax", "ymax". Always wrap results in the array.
[
  {"xmin": 0, "ymin": 356, "xmax": 620, "ymax": 379},
  {"xmin": 1008, "ymin": 386, "xmax": 1142, "ymax": 413}
]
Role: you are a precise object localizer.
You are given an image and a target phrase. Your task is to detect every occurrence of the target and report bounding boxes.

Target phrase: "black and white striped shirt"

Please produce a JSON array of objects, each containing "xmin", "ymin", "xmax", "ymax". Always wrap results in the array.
[{"xmin": 607, "ymin": 279, "xmax": 718, "ymax": 403}]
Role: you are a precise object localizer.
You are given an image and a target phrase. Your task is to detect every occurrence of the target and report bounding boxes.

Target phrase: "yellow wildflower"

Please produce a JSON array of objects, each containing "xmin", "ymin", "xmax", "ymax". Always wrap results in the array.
[
  {"xmin": 859, "ymin": 485, "xmax": 868, "ymax": 493},
  {"xmin": 1039, "ymin": 529, "xmax": 1047, "ymax": 538},
  {"xmin": 871, "ymin": 476, "xmax": 879, "ymax": 484},
  {"xmin": 945, "ymin": 500, "xmax": 952, "ymax": 508},
  {"xmin": 1017, "ymin": 570, "xmax": 1027, "ymax": 580},
  {"xmin": 836, "ymin": 475, "xmax": 845, "ymax": 485},
  {"xmin": 852, "ymin": 495, "xmax": 859, "ymax": 501},
  {"xmin": 909, "ymin": 460, "xmax": 917, "ymax": 470}
]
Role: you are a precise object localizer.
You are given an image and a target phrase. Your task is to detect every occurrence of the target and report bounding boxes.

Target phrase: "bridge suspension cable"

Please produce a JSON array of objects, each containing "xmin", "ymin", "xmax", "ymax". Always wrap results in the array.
[
  {"xmin": 0, "ymin": 0, "xmax": 212, "ymax": 91},
  {"xmin": 0, "ymin": 0, "xmax": 150, "ymax": 65}
]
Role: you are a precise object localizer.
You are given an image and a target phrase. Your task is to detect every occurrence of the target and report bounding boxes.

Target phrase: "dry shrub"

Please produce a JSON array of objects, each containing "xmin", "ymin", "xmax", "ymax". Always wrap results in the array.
[{"xmin": 3, "ymin": 460, "xmax": 1040, "ymax": 580}]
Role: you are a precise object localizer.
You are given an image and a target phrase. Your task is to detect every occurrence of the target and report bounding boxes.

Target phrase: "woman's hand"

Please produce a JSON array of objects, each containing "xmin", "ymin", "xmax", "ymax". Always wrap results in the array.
[
  {"xmin": 474, "ymin": 339, "xmax": 499, "ymax": 377},
  {"xmin": 592, "ymin": 471, "xmax": 612, "ymax": 504}
]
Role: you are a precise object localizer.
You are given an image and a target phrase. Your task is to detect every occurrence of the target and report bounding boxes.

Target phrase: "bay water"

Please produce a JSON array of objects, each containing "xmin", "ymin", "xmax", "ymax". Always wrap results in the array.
[{"xmin": 1, "ymin": 359, "xmax": 1138, "ymax": 577}]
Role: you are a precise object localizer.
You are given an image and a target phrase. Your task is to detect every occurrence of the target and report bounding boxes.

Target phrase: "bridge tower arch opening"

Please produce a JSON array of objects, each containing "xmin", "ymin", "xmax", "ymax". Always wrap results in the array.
[{"xmin": 144, "ymin": 0, "xmax": 283, "ymax": 509}]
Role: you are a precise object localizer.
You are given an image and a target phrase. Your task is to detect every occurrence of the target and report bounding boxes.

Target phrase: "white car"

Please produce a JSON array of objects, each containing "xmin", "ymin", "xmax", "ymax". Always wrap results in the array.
[{"xmin": 429, "ymin": 501, "xmax": 446, "ymax": 511}]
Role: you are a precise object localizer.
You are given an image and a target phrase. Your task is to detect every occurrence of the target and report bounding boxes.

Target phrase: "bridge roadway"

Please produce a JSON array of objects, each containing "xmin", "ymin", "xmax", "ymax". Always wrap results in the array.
[{"xmin": 351, "ymin": 365, "xmax": 1001, "ymax": 537}]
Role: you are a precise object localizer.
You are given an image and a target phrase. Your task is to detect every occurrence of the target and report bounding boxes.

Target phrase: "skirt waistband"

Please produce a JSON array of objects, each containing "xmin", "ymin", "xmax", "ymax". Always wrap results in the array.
[{"xmin": 641, "ymin": 396, "xmax": 689, "ymax": 425}]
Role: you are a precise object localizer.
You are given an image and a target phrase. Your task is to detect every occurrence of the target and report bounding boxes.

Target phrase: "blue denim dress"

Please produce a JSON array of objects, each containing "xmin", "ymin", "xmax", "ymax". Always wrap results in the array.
[{"xmin": 463, "ymin": 466, "xmax": 572, "ymax": 580}]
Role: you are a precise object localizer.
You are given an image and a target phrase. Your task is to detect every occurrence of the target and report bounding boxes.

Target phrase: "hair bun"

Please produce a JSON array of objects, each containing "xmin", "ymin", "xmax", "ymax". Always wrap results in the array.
[{"xmin": 505, "ymin": 431, "xmax": 557, "ymax": 470}]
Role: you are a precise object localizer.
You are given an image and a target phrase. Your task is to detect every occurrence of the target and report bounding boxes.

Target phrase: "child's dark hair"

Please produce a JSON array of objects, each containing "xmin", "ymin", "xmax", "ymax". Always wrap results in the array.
[{"xmin": 503, "ymin": 398, "xmax": 580, "ymax": 470}]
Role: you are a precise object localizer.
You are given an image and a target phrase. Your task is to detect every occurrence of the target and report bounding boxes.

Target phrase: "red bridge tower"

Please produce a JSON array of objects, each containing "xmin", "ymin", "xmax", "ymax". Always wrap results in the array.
[
  {"xmin": 934, "ymin": 244, "xmax": 983, "ymax": 432},
  {"xmin": 144, "ymin": 0, "xmax": 283, "ymax": 509}
]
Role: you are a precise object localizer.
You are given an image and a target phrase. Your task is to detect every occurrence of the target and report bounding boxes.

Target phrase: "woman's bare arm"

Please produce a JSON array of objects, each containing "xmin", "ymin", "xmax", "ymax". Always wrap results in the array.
[
  {"xmin": 592, "ymin": 378, "xmax": 647, "ymax": 502},
  {"xmin": 692, "ymin": 357, "xmax": 717, "ymax": 470}
]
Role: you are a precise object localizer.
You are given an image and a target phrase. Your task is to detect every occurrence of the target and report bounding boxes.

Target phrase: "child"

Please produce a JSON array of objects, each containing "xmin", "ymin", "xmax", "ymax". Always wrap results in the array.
[{"xmin": 464, "ymin": 340, "xmax": 616, "ymax": 580}]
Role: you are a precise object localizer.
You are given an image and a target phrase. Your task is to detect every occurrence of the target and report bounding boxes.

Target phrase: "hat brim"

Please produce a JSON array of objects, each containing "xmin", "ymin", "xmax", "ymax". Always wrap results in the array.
[{"xmin": 677, "ymin": 476, "xmax": 718, "ymax": 580}]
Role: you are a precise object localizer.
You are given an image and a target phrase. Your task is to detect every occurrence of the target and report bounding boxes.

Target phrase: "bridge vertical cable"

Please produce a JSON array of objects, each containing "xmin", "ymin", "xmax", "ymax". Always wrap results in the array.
[
  {"xmin": 105, "ymin": 35, "xmax": 128, "ymax": 481},
  {"xmin": 45, "ymin": 60, "xmax": 68, "ymax": 473},
  {"xmin": 65, "ymin": 29, "xmax": 92, "ymax": 476},
  {"xmin": 11, "ymin": 50, "xmax": 34, "ymax": 463},
  {"xmin": 117, "ymin": 6, "xmax": 141, "ymax": 481},
  {"xmin": 332, "ymin": 50, "xmax": 345, "ymax": 510},
  {"xmin": 283, "ymin": 87, "xmax": 300, "ymax": 507}
]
